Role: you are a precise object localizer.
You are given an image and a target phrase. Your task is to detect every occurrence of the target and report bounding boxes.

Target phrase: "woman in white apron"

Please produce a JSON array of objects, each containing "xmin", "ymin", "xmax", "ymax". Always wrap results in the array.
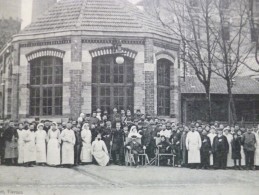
[
  {"xmin": 47, "ymin": 122, "xmax": 61, "ymax": 166},
  {"xmin": 35, "ymin": 123, "xmax": 47, "ymax": 165},
  {"xmin": 23, "ymin": 124, "xmax": 36, "ymax": 167},
  {"xmin": 17, "ymin": 123, "xmax": 26, "ymax": 165},
  {"xmin": 80, "ymin": 123, "xmax": 92, "ymax": 164},
  {"xmin": 224, "ymin": 128, "xmax": 234, "ymax": 168}
]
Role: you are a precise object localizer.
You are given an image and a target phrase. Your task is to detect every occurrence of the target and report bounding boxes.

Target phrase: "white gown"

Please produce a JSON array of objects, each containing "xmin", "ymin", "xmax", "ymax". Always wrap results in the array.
[
  {"xmin": 186, "ymin": 131, "xmax": 202, "ymax": 163},
  {"xmin": 207, "ymin": 133, "xmax": 216, "ymax": 166},
  {"xmin": 35, "ymin": 130, "xmax": 47, "ymax": 163},
  {"xmin": 254, "ymin": 131, "xmax": 259, "ymax": 166},
  {"xmin": 47, "ymin": 129, "xmax": 61, "ymax": 166},
  {"xmin": 17, "ymin": 129, "xmax": 26, "ymax": 164},
  {"xmin": 224, "ymin": 133, "xmax": 234, "ymax": 167},
  {"xmin": 91, "ymin": 140, "xmax": 109, "ymax": 166},
  {"xmin": 23, "ymin": 130, "xmax": 36, "ymax": 163},
  {"xmin": 60, "ymin": 129, "xmax": 75, "ymax": 165},
  {"xmin": 80, "ymin": 129, "xmax": 92, "ymax": 163}
]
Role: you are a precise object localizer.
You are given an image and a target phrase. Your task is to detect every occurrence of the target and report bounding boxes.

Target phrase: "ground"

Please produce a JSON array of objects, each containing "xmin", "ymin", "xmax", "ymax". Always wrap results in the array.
[{"xmin": 0, "ymin": 165, "xmax": 258, "ymax": 195}]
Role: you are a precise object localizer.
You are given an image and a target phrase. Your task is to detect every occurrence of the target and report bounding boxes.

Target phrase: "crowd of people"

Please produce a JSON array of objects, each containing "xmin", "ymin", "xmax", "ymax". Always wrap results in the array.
[{"xmin": 0, "ymin": 108, "xmax": 259, "ymax": 170}]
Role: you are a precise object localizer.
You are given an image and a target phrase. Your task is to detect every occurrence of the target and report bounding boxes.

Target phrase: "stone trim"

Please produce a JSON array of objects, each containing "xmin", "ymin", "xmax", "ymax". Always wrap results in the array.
[
  {"xmin": 89, "ymin": 47, "xmax": 138, "ymax": 59},
  {"xmin": 20, "ymin": 39, "xmax": 71, "ymax": 48},
  {"xmin": 154, "ymin": 40, "xmax": 179, "ymax": 51},
  {"xmin": 26, "ymin": 48, "xmax": 66, "ymax": 62},
  {"xmin": 82, "ymin": 39, "xmax": 144, "ymax": 45}
]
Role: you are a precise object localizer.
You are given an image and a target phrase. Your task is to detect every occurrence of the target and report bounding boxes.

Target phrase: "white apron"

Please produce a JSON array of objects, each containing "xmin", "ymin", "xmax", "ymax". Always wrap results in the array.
[
  {"xmin": 35, "ymin": 130, "xmax": 47, "ymax": 163},
  {"xmin": 92, "ymin": 140, "xmax": 109, "ymax": 166},
  {"xmin": 17, "ymin": 129, "xmax": 26, "ymax": 164},
  {"xmin": 225, "ymin": 133, "xmax": 234, "ymax": 167},
  {"xmin": 60, "ymin": 129, "xmax": 75, "ymax": 165},
  {"xmin": 47, "ymin": 129, "xmax": 61, "ymax": 166},
  {"xmin": 254, "ymin": 132, "xmax": 259, "ymax": 166},
  {"xmin": 23, "ymin": 131, "xmax": 36, "ymax": 163},
  {"xmin": 186, "ymin": 131, "xmax": 201, "ymax": 163},
  {"xmin": 80, "ymin": 129, "xmax": 92, "ymax": 163}
]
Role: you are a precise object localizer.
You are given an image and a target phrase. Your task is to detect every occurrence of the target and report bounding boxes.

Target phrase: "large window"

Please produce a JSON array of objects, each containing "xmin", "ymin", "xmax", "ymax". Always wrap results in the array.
[
  {"xmin": 157, "ymin": 59, "xmax": 171, "ymax": 116},
  {"xmin": 92, "ymin": 55, "xmax": 134, "ymax": 114},
  {"xmin": 30, "ymin": 56, "xmax": 63, "ymax": 116}
]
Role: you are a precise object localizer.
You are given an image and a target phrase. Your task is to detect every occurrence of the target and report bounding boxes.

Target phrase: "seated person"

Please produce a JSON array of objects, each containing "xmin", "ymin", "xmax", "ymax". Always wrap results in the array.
[
  {"xmin": 91, "ymin": 134, "xmax": 109, "ymax": 166},
  {"xmin": 157, "ymin": 135, "xmax": 171, "ymax": 166},
  {"xmin": 125, "ymin": 135, "xmax": 146, "ymax": 167}
]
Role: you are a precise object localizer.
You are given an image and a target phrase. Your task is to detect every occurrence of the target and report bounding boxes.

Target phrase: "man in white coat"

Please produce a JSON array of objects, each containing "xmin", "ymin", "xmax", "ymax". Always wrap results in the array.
[
  {"xmin": 186, "ymin": 125, "xmax": 202, "ymax": 169},
  {"xmin": 60, "ymin": 122, "xmax": 75, "ymax": 168}
]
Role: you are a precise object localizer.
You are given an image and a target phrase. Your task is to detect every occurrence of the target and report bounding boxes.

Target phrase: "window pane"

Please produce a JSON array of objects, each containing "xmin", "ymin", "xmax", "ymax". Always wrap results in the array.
[
  {"xmin": 30, "ymin": 56, "xmax": 63, "ymax": 116},
  {"xmin": 157, "ymin": 59, "xmax": 171, "ymax": 116},
  {"xmin": 92, "ymin": 55, "xmax": 134, "ymax": 113}
]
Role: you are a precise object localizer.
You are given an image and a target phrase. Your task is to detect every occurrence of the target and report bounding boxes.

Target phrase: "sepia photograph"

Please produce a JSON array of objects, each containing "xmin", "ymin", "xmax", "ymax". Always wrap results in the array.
[{"xmin": 0, "ymin": 0, "xmax": 259, "ymax": 194}]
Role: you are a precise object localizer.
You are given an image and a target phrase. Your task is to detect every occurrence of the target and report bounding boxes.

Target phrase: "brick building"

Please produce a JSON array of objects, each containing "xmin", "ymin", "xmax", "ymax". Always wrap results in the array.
[{"xmin": 0, "ymin": 0, "xmax": 180, "ymax": 122}]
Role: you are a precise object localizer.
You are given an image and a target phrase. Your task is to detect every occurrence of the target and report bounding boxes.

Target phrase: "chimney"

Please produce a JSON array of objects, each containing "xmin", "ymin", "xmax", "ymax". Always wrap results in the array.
[{"xmin": 31, "ymin": 0, "xmax": 57, "ymax": 22}]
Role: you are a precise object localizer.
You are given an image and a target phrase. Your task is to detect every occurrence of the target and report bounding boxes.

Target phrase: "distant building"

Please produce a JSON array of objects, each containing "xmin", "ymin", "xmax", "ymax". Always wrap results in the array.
[
  {"xmin": 0, "ymin": 0, "xmax": 180, "ymax": 121},
  {"xmin": 0, "ymin": 0, "xmax": 21, "ymax": 20}
]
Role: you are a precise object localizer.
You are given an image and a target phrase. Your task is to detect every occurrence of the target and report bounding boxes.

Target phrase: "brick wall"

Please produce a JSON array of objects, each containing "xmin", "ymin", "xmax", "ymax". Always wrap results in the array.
[
  {"xmin": 69, "ymin": 70, "xmax": 84, "ymax": 120},
  {"xmin": 145, "ymin": 71, "xmax": 155, "ymax": 115},
  {"xmin": 144, "ymin": 38, "xmax": 155, "ymax": 115}
]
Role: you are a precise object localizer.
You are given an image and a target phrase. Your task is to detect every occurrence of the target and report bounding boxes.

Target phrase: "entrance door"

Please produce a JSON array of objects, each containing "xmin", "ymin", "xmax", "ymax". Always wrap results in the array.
[{"xmin": 92, "ymin": 55, "xmax": 134, "ymax": 114}]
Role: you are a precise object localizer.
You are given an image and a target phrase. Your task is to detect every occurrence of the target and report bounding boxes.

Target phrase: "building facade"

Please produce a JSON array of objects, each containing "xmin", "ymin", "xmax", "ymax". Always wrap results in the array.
[{"xmin": 0, "ymin": 0, "xmax": 180, "ymax": 122}]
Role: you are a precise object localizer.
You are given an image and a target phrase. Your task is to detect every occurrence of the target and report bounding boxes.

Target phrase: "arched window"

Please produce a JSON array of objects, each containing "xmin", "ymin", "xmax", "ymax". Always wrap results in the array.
[
  {"xmin": 30, "ymin": 56, "xmax": 63, "ymax": 116},
  {"xmin": 92, "ymin": 55, "xmax": 134, "ymax": 114},
  {"xmin": 157, "ymin": 59, "xmax": 171, "ymax": 116}
]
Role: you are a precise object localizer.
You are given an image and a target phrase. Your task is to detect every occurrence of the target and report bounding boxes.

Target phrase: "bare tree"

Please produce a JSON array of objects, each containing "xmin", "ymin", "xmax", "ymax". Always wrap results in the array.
[{"xmin": 154, "ymin": 0, "xmax": 253, "ymax": 124}]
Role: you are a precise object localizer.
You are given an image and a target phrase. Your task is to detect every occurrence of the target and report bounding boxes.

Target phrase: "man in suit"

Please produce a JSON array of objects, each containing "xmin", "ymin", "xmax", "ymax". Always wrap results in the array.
[{"xmin": 126, "ymin": 135, "xmax": 145, "ymax": 167}]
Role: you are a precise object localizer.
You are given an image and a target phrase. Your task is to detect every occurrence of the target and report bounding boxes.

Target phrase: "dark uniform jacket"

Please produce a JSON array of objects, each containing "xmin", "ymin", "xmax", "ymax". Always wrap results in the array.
[
  {"xmin": 231, "ymin": 138, "xmax": 241, "ymax": 159},
  {"xmin": 111, "ymin": 129, "xmax": 125, "ymax": 151},
  {"xmin": 201, "ymin": 135, "xmax": 212, "ymax": 153},
  {"xmin": 213, "ymin": 135, "xmax": 229, "ymax": 154}
]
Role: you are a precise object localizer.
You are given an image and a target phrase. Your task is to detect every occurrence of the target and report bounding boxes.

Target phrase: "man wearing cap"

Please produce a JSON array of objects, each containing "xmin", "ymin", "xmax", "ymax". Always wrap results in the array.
[
  {"xmin": 126, "ymin": 135, "xmax": 145, "ymax": 167},
  {"xmin": 242, "ymin": 128, "xmax": 256, "ymax": 170},
  {"xmin": 43, "ymin": 120, "xmax": 51, "ymax": 133},
  {"xmin": 110, "ymin": 108, "xmax": 121, "ymax": 128},
  {"xmin": 186, "ymin": 124, "xmax": 202, "ymax": 169},
  {"xmin": 212, "ymin": 128, "xmax": 229, "ymax": 169},
  {"xmin": 89, "ymin": 111, "xmax": 99, "ymax": 128}
]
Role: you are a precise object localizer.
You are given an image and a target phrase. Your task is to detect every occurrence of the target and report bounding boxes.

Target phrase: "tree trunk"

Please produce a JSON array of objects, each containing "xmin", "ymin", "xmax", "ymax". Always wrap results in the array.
[
  {"xmin": 205, "ymin": 87, "xmax": 212, "ymax": 123},
  {"xmin": 227, "ymin": 80, "xmax": 236, "ymax": 125}
]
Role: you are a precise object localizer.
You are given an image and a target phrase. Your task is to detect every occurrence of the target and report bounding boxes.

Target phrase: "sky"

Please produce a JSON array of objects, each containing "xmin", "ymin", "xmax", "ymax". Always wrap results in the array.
[{"xmin": 21, "ymin": 0, "xmax": 141, "ymax": 29}]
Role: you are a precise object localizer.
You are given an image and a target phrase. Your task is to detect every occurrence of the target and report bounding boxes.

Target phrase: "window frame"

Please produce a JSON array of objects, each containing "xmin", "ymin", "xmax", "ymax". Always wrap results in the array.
[
  {"xmin": 157, "ymin": 59, "xmax": 171, "ymax": 116},
  {"xmin": 30, "ymin": 56, "xmax": 63, "ymax": 116},
  {"xmin": 92, "ymin": 55, "xmax": 134, "ymax": 114}
]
